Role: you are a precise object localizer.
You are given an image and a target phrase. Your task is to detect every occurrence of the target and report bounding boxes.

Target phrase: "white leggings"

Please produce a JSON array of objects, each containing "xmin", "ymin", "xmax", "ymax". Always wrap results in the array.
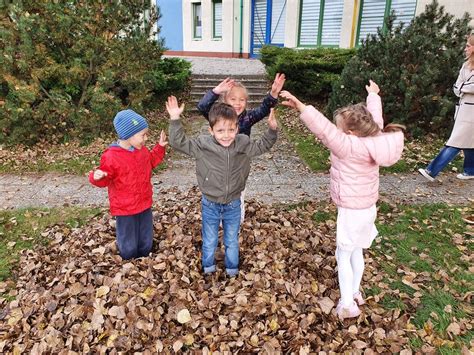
[{"xmin": 336, "ymin": 247, "xmax": 365, "ymax": 307}]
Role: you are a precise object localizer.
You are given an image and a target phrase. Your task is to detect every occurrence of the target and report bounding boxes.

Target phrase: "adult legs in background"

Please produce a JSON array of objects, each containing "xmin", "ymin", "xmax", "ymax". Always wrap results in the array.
[
  {"xmin": 422, "ymin": 146, "xmax": 460, "ymax": 178},
  {"xmin": 460, "ymin": 149, "xmax": 474, "ymax": 176}
]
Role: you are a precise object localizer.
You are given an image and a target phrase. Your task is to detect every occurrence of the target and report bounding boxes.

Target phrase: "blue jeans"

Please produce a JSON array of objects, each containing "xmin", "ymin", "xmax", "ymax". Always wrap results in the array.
[
  {"xmin": 426, "ymin": 146, "xmax": 474, "ymax": 177},
  {"xmin": 115, "ymin": 208, "xmax": 153, "ymax": 259},
  {"xmin": 201, "ymin": 196, "xmax": 241, "ymax": 276}
]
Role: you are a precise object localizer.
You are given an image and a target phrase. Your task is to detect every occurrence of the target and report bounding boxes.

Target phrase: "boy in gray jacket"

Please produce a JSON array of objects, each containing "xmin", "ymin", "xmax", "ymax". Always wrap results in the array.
[{"xmin": 167, "ymin": 96, "xmax": 278, "ymax": 277}]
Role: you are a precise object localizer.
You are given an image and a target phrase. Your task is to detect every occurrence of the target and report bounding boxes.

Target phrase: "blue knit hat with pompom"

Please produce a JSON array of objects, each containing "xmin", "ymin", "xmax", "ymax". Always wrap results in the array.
[{"xmin": 113, "ymin": 109, "xmax": 148, "ymax": 140}]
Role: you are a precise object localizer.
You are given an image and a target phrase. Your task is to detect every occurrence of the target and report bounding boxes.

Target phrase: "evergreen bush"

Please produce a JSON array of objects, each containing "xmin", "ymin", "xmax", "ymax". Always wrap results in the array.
[
  {"xmin": 327, "ymin": 0, "xmax": 472, "ymax": 137},
  {"xmin": 260, "ymin": 46, "xmax": 356, "ymax": 103},
  {"xmin": 0, "ymin": 2, "xmax": 191, "ymax": 145}
]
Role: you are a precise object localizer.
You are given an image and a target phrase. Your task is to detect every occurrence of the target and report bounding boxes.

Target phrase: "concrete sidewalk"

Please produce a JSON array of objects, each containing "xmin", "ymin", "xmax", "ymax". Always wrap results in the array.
[
  {"xmin": 1, "ymin": 151, "xmax": 472, "ymax": 210},
  {"xmin": 1, "ymin": 170, "xmax": 473, "ymax": 210}
]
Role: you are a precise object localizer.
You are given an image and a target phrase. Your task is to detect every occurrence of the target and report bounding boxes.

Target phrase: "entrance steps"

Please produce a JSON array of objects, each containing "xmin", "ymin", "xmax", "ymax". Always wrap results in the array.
[{"xmin": 189, "ymin": 74, "xmax": 271, "ymax": 111}]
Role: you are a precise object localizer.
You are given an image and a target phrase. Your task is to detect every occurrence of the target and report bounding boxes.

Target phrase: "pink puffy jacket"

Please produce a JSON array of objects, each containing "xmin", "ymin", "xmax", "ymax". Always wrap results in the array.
[{"xmin": 300, "ymin": 93, "xmax": 404, "ymax": 209}]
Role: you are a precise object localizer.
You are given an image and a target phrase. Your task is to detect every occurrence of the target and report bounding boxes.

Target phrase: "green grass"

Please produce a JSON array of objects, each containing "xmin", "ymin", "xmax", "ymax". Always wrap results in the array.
[
  {"xmin": 372, "ymin": 202, "xmax": 473, "ymax": 351},
  {"xmin": 278, "ymin": 119, "xmax": 330, "ymax": 171},
  {"xmin": 312, "ymin": 209, "xmax": 334, "ymax": 223},
  {"xmin": 0, "ymin": 207, "xmax": 102, "ymax": 281},
  {"xmin": 311, "ymin": 201, "xmax": 473, "ymax": 351},
  {"xmin": 412, "ymin": 291, "xmax": 464, "ymax": 332}
]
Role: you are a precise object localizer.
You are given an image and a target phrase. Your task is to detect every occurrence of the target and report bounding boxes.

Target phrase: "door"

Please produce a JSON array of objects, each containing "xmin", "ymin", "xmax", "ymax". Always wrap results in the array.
[{"xmin": 250, "ymin": 0, "xmax": 287, "ymax": 57}]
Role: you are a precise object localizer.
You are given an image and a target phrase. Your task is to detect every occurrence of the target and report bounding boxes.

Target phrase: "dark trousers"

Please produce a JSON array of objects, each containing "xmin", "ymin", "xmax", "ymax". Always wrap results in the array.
[{"xmin": 115, "ymin": 208, "xmax": 153, "ymax": 259}]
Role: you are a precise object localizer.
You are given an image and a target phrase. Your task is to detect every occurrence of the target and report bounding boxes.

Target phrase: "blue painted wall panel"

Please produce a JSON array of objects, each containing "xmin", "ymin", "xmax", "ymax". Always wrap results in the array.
[{"xmin": 157, "ymin": 0, "xmax": 183, "ymax": 51}]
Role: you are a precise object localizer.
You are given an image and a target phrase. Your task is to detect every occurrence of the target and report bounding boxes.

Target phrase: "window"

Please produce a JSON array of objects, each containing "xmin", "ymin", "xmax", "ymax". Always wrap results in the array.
[
  {"xmin": 356, "ymin": 0, "xmax": 416, "ymax": 45},
  {"xmin": 213, "ymin": 0, "xmax": 222, "ymax": 39},
  {"xmin": 193, "ymin": 2, "xmax": 202, "ymax": 39},
  {"xmin": 298, "ymin": 0, "xmax": 344, "ymax": 47}
]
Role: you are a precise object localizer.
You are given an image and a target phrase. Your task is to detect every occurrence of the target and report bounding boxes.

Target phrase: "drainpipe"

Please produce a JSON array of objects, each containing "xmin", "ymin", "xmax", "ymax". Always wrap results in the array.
[
  {"xmin": 350, "ymin": 0, "xmax": 359, "ymax": 48},
  {"xmin": 239, "ymin": 0, "xmax": 244, "ymax": 57}
]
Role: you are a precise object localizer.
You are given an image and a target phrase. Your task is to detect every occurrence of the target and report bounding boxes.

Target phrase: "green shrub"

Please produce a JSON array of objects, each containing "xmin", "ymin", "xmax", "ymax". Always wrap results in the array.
[
  {"xmin": 0, "ymin": 2, "xmax": 191, "ymax": 145},
  {"xmin": 327, "ymin": 0, "xmax": 472, "ymax": 137},
  {"xmin": 260, "ymin": 46, "xmax": 356, "ymax": 103}
]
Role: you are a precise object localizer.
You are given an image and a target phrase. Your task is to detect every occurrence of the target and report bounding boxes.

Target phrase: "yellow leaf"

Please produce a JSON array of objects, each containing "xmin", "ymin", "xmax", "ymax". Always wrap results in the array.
[
  {"xmin": 106, "ymin": 333, "xmax": 118, "ymax": 347},
  {"xmin": 269, "ymin": 318, "xmax": 279, "ymax": 331},
  {"xmin": 96, "ymin": 286, "xmax": 110, "ymax": 298},
  {"xmin": 184, "ymin": 334, "xmax": 194, "ymax": 346},
  {"xmin": 250, "ymin": 334, "xmax": 259, "ymax": 347}
]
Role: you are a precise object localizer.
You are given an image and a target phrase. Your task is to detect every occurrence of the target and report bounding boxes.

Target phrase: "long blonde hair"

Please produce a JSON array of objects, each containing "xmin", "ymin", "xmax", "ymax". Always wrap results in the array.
[
  {"xmin": 334, "ymin": 103, "xmax": 405, "ymax": 136},
  {"xmin": 467, "ymin": 34, "xmax": 474, "ymax": 70}
]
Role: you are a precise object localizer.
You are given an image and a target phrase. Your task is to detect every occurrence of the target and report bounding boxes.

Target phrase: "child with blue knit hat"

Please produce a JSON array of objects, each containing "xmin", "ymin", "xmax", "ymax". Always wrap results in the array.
[{"xmin": 89, "ymin": 109, "xmax": 168, "ymax": 259}]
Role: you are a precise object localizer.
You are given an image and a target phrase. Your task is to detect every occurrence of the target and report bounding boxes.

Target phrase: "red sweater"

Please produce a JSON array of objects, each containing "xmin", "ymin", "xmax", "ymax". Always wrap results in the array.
[{"xmin": 89, "ymin": 144, "xmax": 166, "ymax": 216}]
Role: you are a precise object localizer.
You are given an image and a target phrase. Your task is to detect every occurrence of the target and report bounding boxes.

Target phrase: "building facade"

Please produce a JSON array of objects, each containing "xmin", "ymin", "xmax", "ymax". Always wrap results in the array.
[{"xmin": 157, "ymin": 0, "xmax": 474, "ymax": 58}]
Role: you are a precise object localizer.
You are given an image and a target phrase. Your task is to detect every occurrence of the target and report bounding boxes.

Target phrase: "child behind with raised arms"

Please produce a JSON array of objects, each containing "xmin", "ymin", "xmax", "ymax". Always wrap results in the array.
[{"xmin": 281, "ymin": 81, "xmax": 405, "ymax": 319}]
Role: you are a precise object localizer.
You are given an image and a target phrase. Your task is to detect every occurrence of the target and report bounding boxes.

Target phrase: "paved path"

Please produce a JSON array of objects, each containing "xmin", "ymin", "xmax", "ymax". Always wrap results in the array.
[
  {"xmin": 1, "ymin": 123, "xmax": 473, "ymax": 209},
  {"xmin": 164, "ymin": 55, "xmax": 267, "ymax": 76}
]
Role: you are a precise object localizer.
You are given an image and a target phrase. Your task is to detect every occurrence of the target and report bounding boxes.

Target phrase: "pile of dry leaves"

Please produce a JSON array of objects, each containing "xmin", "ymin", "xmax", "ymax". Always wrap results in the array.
[{"xmin": 0, "ymin": 188, "xmax": 466, "ymax": 353}]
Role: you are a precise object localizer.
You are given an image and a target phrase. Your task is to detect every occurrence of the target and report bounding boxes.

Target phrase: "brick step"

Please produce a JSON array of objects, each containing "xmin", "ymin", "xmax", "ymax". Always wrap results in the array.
[
  {"xmin": 187, "ymin": 99, "xmax": 268, "ymax": 111},
  {"xmin": 192, "ymin": 83, "xmax": 269, "ymax": 90},
  {"xmin": 192, "ymin": 74, "xmax": 268, "ymax": 80},
  {"xmin": 191, "ymin": 74, "xmax": 269, "ymax": 87},
  {"xmin": 189, "ymin": 90, "xmax": 269, "ymax": 98}
]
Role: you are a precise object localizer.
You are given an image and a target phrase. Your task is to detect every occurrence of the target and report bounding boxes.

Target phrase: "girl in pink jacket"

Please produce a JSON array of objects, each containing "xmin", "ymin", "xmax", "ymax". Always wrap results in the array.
[{"xmin": 280, "ymin": 81, "xmax": 405, "ymax": 320}]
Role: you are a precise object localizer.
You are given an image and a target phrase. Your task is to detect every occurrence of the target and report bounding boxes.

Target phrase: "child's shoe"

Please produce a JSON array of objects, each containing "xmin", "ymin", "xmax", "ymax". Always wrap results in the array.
[
  {"xmin": 456, "ymin": 173, "xmax": 474, "ymax": 180},
  {"xmin": 336, "ymin": 301, "xmax": 361, "ymax": 320},
  {"xmin": 353, "ymin": 291, "xmax": 366, "ymax": 306},
  {"xmin": 418, "ymin": 168, "xmax": 435, "ymax": 182}
]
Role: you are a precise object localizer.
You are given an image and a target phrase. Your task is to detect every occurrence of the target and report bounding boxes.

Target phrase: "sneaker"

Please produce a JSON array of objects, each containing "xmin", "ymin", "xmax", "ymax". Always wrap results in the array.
[
  {"xmin": 336, "ymin": 301, "xmax": 361, "ymax": 320},
  {"xmin": 456, "ymin": 173, "xmax": 474, "ymax": 180},
  {"xmin": 418, "ymin": 168, "xmax": 435, "ymax": 182},
  {"xmin": 353, "ymin": 291, "xmax": 366, "ymax": 306}
]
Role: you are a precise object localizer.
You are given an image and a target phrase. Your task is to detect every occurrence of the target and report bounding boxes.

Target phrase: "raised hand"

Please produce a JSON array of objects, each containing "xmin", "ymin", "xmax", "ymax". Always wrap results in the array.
[
  {"xmin": 159, "ymin": 130, "xmax": 168, "ymax": 147},
  {"xmin": 267, "ymin": 108, "xmax": 278, "ymax": 130},
  {"xmin": 166, "ymin": 96, "xmax": 185, "ymax": 120},
  {"xmin": 93, "ymin": 169, "xmax": 107, "ymax": 181},
  {"xmin": 279, "ymin": 90, "xmax": 306, "ymax": 112},
  {"xmin": 213, "ymin": 77, "xmax": 235, "ymax": 95},
  {"xmin": 365, "ymin": 79, "xmax": 380, "ymax": 94},
  {"xmin": 270, "ymin": 72, "xmax": 286, "ymax": 98}
]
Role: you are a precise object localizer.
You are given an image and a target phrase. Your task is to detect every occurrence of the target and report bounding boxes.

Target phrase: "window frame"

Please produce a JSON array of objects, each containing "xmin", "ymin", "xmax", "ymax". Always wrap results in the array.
[
  {"xmin": 297, "ymin": 0, "xmax": 343, "ymax": 48},
  {"xmin": 355, "ymin": 0, "xmax": 416, "ymax": 46},
  {"xmin": 212, "ymin": 0, "xmax": 223, "ymax": 39},
  {"xmin": 192, "ymin": 2, "xmax": 202, "ymax": 40}
]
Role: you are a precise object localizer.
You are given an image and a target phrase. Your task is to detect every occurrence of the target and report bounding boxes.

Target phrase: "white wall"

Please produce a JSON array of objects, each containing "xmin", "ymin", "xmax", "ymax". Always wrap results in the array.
[
  {"xmin": 183, "ymin": 0, "xmax": 235, "ymax": 53},
  {"xmin": 284, "ymin": 0, "xmax": 300, "ymax": 48},
  {"xmin": 232, "ymin": 0, "xmax": 251, "ymax": 55},
  {"xmin": 416, "ymin": 0, "xmax": 474, "ymax": 27}
]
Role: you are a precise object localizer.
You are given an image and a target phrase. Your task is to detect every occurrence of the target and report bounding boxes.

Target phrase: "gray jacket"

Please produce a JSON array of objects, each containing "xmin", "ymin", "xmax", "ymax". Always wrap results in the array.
[{"xmin": 169, "ymin": 119, "xmax": 277, "ymax": 204}]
